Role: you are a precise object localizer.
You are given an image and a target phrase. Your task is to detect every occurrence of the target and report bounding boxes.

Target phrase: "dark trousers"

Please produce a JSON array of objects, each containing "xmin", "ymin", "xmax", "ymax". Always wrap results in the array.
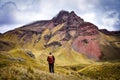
[{"xmin": 49, "ymin": 63, "xmax": 54, "ymax": 73}]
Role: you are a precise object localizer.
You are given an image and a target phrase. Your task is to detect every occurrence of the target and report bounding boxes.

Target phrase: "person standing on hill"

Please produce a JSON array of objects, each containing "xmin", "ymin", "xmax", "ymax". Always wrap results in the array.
[{"xmin": 47, "ymin": 52, "xmax": 55, "ymax": 73}]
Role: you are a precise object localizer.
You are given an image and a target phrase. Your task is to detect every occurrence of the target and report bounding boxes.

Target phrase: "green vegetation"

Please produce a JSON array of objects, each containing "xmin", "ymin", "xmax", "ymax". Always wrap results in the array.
[
  {"xmin": 78, "ymin": 62, "xmax": 120, "ymax": 80},
  {"xmin": 0, "ymin": 49, "xmax": 86, "ymax": 80},
  {"xmin": 99, "ymin": 32, "xmax": 120, "ymax": 59},
  {"xmin": 0, "ymin": 49, "xmax": 120, "ymax": 80},
  {"xmin": 0, "ymin": 24, "xmax": 120, "ymax": 80}
]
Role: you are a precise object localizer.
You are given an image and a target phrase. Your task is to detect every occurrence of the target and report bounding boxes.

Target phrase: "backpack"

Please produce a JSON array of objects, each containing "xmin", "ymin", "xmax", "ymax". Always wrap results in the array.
[{"xmin": 48, "ymin": 56, "xmax": 54, "ymax": 64}]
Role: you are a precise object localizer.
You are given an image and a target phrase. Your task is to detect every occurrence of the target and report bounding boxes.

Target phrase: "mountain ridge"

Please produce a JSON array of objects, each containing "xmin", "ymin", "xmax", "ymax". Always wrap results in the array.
[{"xmin": 0, "ymin": 10, "xmax": 120, "ymax": 61}]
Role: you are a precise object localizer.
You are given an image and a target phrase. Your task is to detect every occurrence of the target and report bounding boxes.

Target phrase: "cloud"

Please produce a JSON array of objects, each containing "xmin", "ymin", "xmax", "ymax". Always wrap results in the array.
[
  {"xmin": 83, "ymin": 10, "xmax": 120, "ymax": 31},
  {"xmin": 15, "ymin": 0, "xmax": 99, "ymax": 21},
  {"xmin": 0, "ymin": 1, "xmax": 18, "ymax": 25},
  {"xmin": 98, "ymin": 11, "xmax": 120, "ymax": 31},
  {"xmin": 0, "ymin": 24, "xmax": 22, "ymax": 33},
  {"xmin": 81, "ymin": 12, "xmax": 96, "ymax": 23},
  {"xmin": 0, "ymin": 0, "xmax": 120, "ymax": 33}
]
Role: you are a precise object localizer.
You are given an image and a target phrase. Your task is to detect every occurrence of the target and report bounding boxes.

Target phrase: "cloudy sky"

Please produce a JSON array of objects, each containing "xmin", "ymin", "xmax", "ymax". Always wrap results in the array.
[{"xmin": 0, "ymin": 0, "xmax": 120, "ymax": 33}]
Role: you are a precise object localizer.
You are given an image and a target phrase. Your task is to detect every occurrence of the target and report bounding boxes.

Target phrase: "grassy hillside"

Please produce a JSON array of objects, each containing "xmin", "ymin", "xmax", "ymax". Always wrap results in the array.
[
  {"xmin": 0, "ymin": 49, "xmax": 120, "ymax": 80},
  {"xmin": 78, "ymin": 62, "xmax": 120, "ymax": 80},
  {"xmin": 0, "ymin": 21, "xmax": 120, "ymax": 80},
  {"xmin": 0, "ymin": 48, "xmax": 90, "ymax": 80},
  {"xmin": 99, "ymin": 32, "xmax": 120, "ymax": 59}
]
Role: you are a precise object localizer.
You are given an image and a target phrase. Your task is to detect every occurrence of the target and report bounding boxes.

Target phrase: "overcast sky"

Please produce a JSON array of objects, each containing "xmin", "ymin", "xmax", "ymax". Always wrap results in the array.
[{"xmin": 0, "ymin": 0, "xmax": 120, "ymax": 33}]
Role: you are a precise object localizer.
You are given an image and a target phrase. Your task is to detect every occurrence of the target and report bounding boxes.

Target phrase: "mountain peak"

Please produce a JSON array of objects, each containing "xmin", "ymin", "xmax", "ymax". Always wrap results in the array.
[
  {"xmin": 52, "ymin": 10, "xmax": 84, "ymax": 26},
  {"xmin": 70, "ymin": 11, "xmax": 77, "ymax": 16},
  {"xmin": 58, "ymin": 10, "xmax": 69, "ymax": 15}
]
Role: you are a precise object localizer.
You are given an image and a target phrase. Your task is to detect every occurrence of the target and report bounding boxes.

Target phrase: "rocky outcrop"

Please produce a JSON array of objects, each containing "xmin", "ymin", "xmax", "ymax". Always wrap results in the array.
[
  {"xmin": 52, "ymin": 10, "xmax": 84, "ymax": 28},
  {"xmin": 44, "ymin": 41, "xmax": 62, "ymax": 48},
  {"xmin": 26, "ymin": 51, "xmax": 35, "ymax": 59},
  {"xmin": 9, "ymin": 57, "xmax": 25, "ymax": 62}
]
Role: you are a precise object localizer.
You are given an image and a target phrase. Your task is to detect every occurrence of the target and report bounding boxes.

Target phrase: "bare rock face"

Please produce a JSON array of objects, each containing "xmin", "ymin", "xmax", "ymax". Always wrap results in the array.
[
  {"xmin": 52, "ymin": 11, "xmax": 99, "ymax": 35},
  {"xmin": 72, "ymin": 35, "xmax": 102, "ymax": 60},
  {"xmin": 52, "ymin": 10, "xmax": 69, "ymax": 25},
  {"xmin": 52, "ymin": 10, "xmax": 84, "ymax": 27},
  {"xmin": 71, "ymin": 22, "xmax": 101, "ymax": 60}
]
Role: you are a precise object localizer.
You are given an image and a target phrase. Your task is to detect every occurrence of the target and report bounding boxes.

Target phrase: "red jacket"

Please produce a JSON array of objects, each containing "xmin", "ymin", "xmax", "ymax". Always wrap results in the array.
[{"xmin": 47, "ymin": 55, "xmax": 55, "ymax": 64}]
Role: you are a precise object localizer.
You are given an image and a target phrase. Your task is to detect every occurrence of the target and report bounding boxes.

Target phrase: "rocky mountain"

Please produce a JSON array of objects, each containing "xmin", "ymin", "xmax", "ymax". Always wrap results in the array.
[
  {"xmin": 0, "ymin": 10, "xmax": 120, "ymax": 61},
  {"xmin": 0, "ymin": 10, "xmax": 120, "ymax": 80}
]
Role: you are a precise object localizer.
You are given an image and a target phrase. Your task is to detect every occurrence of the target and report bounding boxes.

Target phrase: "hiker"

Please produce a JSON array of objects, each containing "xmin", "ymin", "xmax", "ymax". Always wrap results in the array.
[{"xmin": 47, "ymin": 52, "xmax": 55, "ymax": 73}]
